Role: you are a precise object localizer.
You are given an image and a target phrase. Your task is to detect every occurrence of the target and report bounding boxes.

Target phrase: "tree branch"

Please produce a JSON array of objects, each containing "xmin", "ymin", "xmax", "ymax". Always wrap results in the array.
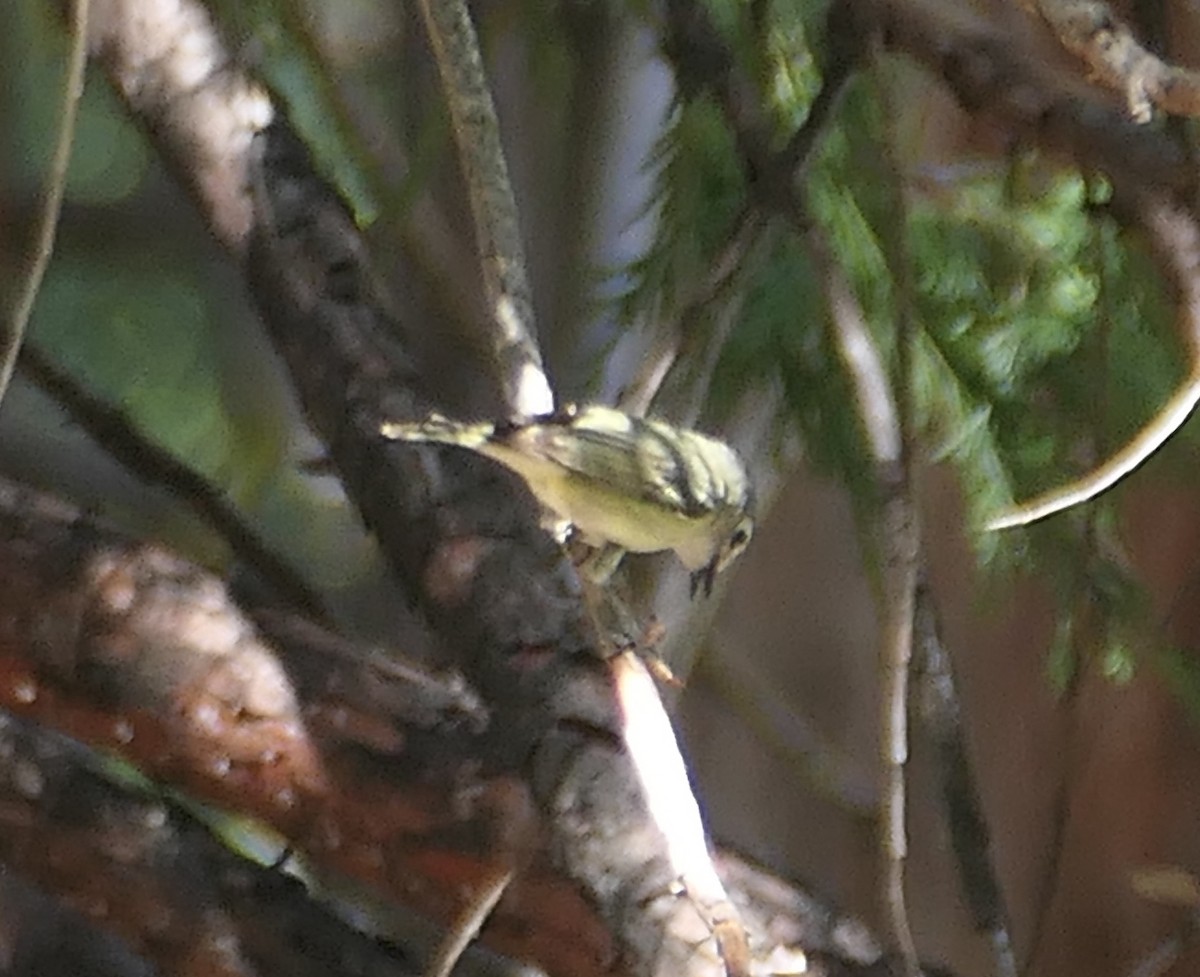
[
  {"xmin": 0, "ymin": 0, "xmax": 89, "ymax": 410},
  {"xmin": 414, "ymin": 0, "xmax": 551, "ymax": 420},
  {"xmin": 0, "ymin": 473, "xmax": 637, "ymax": 977},
  {"xmin": 1033, "ymin": 0, "xmax": 1200, "ymax": 122},
  {"xmin": 0, "ymin": 710, "xmax": 417, "ymax": 977},
  {"xmin": 19, "ymin": 342, "xmax": 325, "ymax": 618},
  {"xmin": 82, "ymin": 2, "xmax": 753, "ymax": 973}
]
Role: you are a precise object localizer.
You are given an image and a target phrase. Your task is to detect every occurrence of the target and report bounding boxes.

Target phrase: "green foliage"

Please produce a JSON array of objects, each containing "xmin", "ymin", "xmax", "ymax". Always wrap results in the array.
[
  {"xmin": 760, "ymin": 0, "xmax": 824, "ymax": 133},
  {"xmin": 615, "ymin": 0, "xmax": 1192, "ymax": 700},
  {"xmin": 915, "ymin": 174, "xmax": 1183, "ymax": 554},
  {"xmin": 911, "ymin": 174, "xmax": 1099, "ymax": 531},
  {"xmin": 619, "ymin": 95, "xmax": 749, "ymax": 321},
  {"xmin": 37, "ymin": 267, "xmax": 223, "ymax": 471}
]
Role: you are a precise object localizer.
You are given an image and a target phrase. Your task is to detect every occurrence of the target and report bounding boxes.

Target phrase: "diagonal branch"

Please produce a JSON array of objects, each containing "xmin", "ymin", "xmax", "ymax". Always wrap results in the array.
[
  {"xmin": 80, "ymin": 2, "xmax": 753, "ymax": 974},
  {"xmin": 20, "ymin": 343, "xmax": 325, "ymax": 618},
  {"xmin": 0, "ymin": 710, "xmax": 417, "ymax": 977},
  {"xmin": 1033, "ymin": 0, "xmax": 1200, "ymax": 122},
  {"xmin": 414, "ymin": 0, "xmax": 552, "ymax": 420}
]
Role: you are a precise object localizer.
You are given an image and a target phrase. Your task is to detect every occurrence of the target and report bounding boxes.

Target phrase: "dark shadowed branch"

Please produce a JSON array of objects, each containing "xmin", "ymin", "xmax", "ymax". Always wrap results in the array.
[
  {"xmin": 19, "ymin": 343, "xmax": 325, "ymax": 618},
  {"xmin": 0, "ymin": 709, "xmax": 419, "ymax": 977}
]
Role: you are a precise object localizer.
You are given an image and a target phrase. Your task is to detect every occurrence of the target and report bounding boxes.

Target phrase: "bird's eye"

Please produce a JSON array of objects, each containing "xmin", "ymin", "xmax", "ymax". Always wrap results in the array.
[{"xmin": 730, "ymin": 527, "xmax": 750, "ymax": 548}]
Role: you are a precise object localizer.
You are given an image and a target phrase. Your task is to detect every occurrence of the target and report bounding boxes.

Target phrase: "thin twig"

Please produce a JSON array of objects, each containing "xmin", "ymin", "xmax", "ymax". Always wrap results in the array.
[
  {"xmin": 414, "ymin": 0, "xmax": 552, "ymax": 419},
  {"xmin": 877, "ymin": 56, "xmax": 922, "ymax": 976},
  {"xmin": 0, "ymin": 0, "xmax": 90, "ymax": 414},
  {"xmin": 660, "ymin": 8, "xmax": 921, "ymax": 965},
  {"xmin": 813, "ymin": 47, "xmax": 924, "ymax": 968},
  {"xmin": 984, "ymin": 369, "xmax": 1200, "ymax": 529},
  {"xmin": 1018, "ymin": 608, "xmax": 1088, "ymax": 977},
  {"xmin": 620, "ymin": 207, "xmax": 764, "ymax": 421},
  {"xmin": 819, "ymin": 250, "xmax": 900, "ymax": 466},
  {"xmin": 874, "ymin": 359, "xmax": 921, "ymax": 971},
  {"xmin": 20, "ymin": 343, "xmax": 326, "ymax": 619},
  {"xmin": 817, "ymin": 230, "xmax": 920, "ymax": 975},
  {"xmin": 913, "ymin": 586, "xmax": 1017, "ymax": 977}
]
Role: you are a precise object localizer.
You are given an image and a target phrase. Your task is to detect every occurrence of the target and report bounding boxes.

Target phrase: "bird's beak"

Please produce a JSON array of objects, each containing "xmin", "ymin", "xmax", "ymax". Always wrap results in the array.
[{"xmin": 689, "ymin": 559, "xmax": 718, "ymax": 599}]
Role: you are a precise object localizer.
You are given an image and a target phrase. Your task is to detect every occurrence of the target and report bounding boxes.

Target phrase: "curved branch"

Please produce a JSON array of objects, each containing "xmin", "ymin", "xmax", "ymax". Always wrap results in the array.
[
  {"xmin": 0, "ymin": 0, "xmax": 89, "ymax": 411},
  {"xmin": 1034, "ymin": 0, "xmax": 1200, "ymax": 122},
  {"xmin": 987, "ymin": 196, "xmax": 1200, "ymax": 530}
]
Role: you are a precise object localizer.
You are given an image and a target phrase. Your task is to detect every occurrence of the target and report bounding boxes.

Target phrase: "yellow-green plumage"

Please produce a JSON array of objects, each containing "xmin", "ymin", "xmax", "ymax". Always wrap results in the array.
[{"xmin": 381, "ymin": 406, "xmax": 754, "ymax": 593}]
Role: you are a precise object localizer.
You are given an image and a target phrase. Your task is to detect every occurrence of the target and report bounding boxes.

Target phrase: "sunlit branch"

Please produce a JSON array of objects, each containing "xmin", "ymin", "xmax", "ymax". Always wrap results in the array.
[
  {"xmin": 414, "ymin": 0, "xmax": 552, "ymax": 419},
  {"xmin": 1034, "ymin": 0, "xmax": 1200, "ymax": 122}
]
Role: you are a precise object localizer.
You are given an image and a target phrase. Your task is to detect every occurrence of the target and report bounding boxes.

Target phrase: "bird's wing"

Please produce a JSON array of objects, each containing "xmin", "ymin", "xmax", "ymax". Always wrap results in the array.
[{"xmin": 511, "ymin": 413, "xmax": 710, "ymax": 516}]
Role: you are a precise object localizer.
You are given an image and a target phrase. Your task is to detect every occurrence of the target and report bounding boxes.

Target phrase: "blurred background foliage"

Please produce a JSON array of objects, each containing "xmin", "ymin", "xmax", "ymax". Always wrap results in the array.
[
  {"xmin": 0, "ymin": 1, "xmax": 399, "ymax": 621},
  {"xmin": 5, "ymin": 1, "xmax": 1200, "ymax": 974}
]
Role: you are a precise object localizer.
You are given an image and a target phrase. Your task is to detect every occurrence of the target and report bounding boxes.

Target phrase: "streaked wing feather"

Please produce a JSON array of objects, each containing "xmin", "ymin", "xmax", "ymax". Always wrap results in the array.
[{"xmin": 512, "ymin": 418, "xmax": 708, "ymax": 516}]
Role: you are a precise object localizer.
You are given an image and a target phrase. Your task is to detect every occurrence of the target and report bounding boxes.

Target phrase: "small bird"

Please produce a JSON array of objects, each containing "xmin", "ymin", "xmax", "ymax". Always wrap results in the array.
[{"xmin": 381, "ymin": 405, "xmax": 754, "ymax": 596}]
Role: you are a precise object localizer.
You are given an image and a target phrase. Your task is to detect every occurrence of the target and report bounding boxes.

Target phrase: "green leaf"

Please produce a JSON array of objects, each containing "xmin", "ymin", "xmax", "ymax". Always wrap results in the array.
[{"xmin": 1100, "ymin": 638, "xmax": 1136, "ymax": 685}]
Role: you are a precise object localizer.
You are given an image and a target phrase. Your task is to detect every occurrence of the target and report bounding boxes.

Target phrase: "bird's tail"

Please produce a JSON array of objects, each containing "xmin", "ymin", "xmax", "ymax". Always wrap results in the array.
[{"xmin": 380, "ymin": 414, "xmax": 497, "ymax": 448}]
